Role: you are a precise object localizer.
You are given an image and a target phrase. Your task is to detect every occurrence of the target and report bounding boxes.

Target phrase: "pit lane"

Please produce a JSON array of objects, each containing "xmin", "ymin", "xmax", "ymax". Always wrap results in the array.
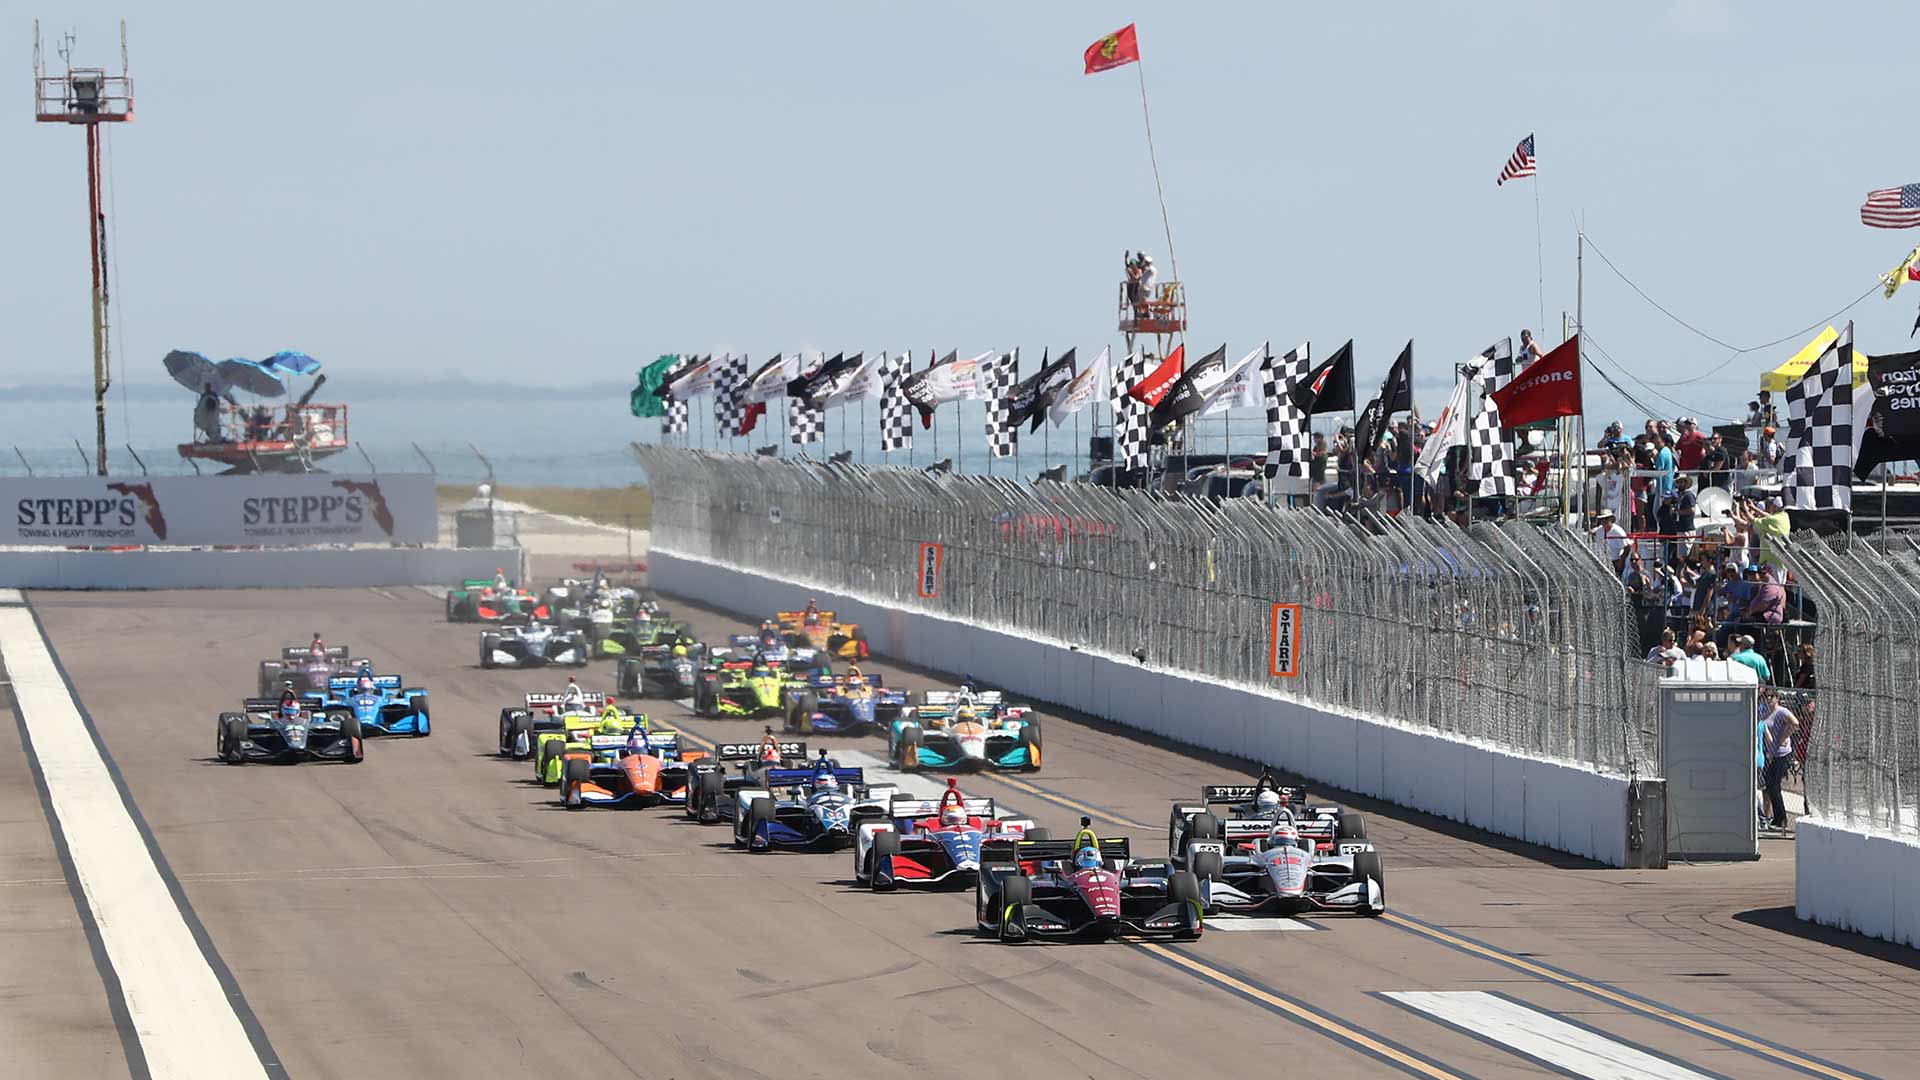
[{"xmin": 7, "ymin": 583, "xmax": 1912, "ymax": 1079}]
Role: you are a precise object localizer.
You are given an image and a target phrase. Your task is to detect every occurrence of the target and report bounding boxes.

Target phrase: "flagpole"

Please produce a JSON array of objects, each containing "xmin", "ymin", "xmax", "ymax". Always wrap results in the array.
[
  {"xmin": 1533, "ymin": 168, "xmax": 1547, "ymax": 341},
  {"xmin": 1575, "ymin": 224, "xmax": 1585, "ymax": 524},
  {"xmin": 1134, "ymin": 56, "xmax": 1181, "ymax": 300}
]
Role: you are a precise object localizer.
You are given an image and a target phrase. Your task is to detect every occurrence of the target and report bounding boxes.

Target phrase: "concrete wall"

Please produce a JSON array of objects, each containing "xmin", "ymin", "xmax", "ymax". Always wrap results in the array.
[
  {"xmin": 1796, "ymin": 819, "xmax": 1920, "ymax": 949},
  {"xmin": 0, "ymin": 546, "xmax": 524, "ymax": 590},
  {"xmin": 653, "ymin": 548, "xmax": 1639, "ymax": 867}
]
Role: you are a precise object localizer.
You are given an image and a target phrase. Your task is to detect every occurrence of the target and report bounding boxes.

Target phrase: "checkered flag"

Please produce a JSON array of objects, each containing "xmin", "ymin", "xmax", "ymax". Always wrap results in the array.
[
  {"xmin": 880, "ymin": 351, "xmax": 914, "ymax": 453},
  {"xmin": 1112, "ymin": 348, "xmax": 1152, "ymax": 470},
  {"xmin": 662, "ymin": 355, "xmax": 692, "ymax": 436},
  {"xmin": 789, "ymin": 392, "xmax": 824, "ymax": 446},
  {"xmin": 982, "ymin": 350, "xmax": 1020, "ymax": 458},
  {"xmin": 713, "ymin": 353, "xmax": 749, "ymax": 436},
  {"xmin": 1263, "ymin": 342, "xmax": 1313, "ymax": 479},
  {"xmin": 1781, "ymin": 322, "xmax": 1855, "ymax": 512},
  {"xmin": 1467, "ymin": 337, "xmax": 1517, "ymax": 497}
]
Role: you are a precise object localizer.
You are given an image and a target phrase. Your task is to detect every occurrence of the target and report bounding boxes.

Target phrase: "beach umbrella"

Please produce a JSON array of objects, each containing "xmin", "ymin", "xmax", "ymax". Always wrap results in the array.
[
  {"xmin": 217, "ymin": 357, "xmax": 287, "ymax": 397},
  {"xmin": 263, "ymin": 349, "xmax": 322, "ymax": 375},
  {"xmin": 163, "ymin": 349, "xmax": 225, "ymax": 393}
]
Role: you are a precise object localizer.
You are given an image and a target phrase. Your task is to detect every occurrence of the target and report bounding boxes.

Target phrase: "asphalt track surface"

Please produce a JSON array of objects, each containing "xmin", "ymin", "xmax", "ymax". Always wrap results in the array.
[{"xmin": 7, "ymin": 583, "xmax": 1920, "ymax": 1079}]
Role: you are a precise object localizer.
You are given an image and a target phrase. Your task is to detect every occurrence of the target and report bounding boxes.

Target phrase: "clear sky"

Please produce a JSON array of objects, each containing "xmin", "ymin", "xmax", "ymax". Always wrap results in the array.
[{"xmin": 10, "ymin": 2, "xmax": 1920, "ymax": 442}]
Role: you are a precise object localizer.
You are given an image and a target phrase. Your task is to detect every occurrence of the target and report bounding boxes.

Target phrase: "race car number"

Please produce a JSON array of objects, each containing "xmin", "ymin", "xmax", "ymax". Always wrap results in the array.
[{"xmin": 1338, "ymin": 843, "xmax": 1368, "ymax": 855}]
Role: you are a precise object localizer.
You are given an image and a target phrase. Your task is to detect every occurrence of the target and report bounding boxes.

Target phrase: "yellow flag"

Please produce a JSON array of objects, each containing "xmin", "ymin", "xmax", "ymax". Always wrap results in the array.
[{"xmin": 1883, "ymin": 246, "xmax": 1920, "ymax": 299}]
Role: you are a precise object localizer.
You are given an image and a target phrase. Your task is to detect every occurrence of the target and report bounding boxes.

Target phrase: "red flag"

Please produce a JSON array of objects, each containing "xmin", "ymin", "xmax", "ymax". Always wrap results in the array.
[
  {"xmin": 1488, "ymin": 334, "xmax": 1582, "ymax": 427},
  {"xmin": 1084, "ymin": 24, "xmax": 1141, "ymax": 75},
  {"xmin": 1127, "ymin": 345, "xmax": 1184, "ymax": 407},
  {"xmin": 737, "ymin": 401, "xmax": 765, "ymax": 436}
]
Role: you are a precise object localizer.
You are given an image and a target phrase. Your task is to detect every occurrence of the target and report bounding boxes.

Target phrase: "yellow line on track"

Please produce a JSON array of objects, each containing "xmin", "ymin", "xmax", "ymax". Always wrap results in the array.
[{"xmin": 982, "ymin": 773, "xmax": 1150, "ymax": 830}]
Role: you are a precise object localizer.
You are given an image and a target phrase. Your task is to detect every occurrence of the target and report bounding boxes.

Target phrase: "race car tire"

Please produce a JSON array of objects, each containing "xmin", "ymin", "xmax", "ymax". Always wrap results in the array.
[
  {"xmin": 1021, "ymin": 719, "xmax": 1043, "ymax": 772},
  {"xmin": 480, "ymin": 634, "xmax": 498, "ymax": 670},
  {"xmin": 506, "ymin": 711, "xmax": 534, "ymax": 759},
  {"xmin": 409, "ymin": 692, "xmax": 431, "ymax": 737},
  {"xmin": 218, "ymin": 714, "xmax": 248, "ymax": 765},
  {"xmin": 869, "ymin": 831, "xmax": 901, "ymax": 891},
  {"xmin": 895, "ymin": 729, "xmax": 922, "ymax": 772},
  {"xmin": 445, "ymin": 593, "xmax": 460, "ymax": 621},
  {"xmin": 572, "ymin": 641, "xmax": 590, "ymax": 668},
  {"xmin": 790, "ymin": 691, "xmax": 817, "ymax": 735},
  {"xmin": 536, "ymin": 739, "xmax": 567, "ymax": 785},
  {"xmin": 1190, "ymin": 848, "xmax": 1224, "ymax": 884},
  {"xmin": 1337, "ymin": 813, "xmax": 1368, "ymax": 842},
  {"xmin": 1189, "ymin": 812, "xmax": 1222, "ymax": 842},
  {"xmin": 997, "ymin": 875, "xmax": 1032, "ymax": 943},
  {"xmin": 746, "ymin": 797, "xmax": 775, "ymax": 852},
  {"xmin": 1168, "ymin": 871, "xmax": 1204, "ymax": 939},
  {"xmin": 1024, "ymin": 828, "xmax": 1050, "ymax": 843},
  {"xmin": 337, "ymin": 712, "xmax": 365, "ymax": 764},
  {"xmin": 690, "ymin": 769, "xmax": 724, "ymax": 822},
  {"xmin": 693, "ymin": 679, "xmax": 715, "ymax": 718},
  {"xmin": 1351, "ymin": 851, "xmax": 1386, "ymax": 917},
  {"xmin": 562, "ymin": 758, "xmax": 591, "ymax": 810}
]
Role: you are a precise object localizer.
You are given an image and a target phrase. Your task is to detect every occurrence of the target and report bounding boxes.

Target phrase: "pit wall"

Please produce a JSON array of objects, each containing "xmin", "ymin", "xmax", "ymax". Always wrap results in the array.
[
  {"xmin": 0, "ymin": 546, "xmax": 525, "ymax": 590},
  {"xmin": 653, "ymin": 549, "xmax": 1640, "ymax": 867},
  {"xmin": 1796, "ymin": 819, "xmax": 1920, "ymax": 948}
]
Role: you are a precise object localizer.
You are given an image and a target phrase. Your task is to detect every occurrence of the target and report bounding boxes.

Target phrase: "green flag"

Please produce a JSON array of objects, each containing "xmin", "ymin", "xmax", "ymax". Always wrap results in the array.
[{"xmin": 631, "ymin": 354, "xmax": 679, "ymax": 418}]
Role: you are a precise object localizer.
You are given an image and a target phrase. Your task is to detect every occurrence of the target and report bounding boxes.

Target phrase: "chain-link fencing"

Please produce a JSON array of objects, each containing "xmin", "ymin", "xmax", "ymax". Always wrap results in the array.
[
  {"xmin": 1774, "ymin": 532, "xmax": 1920, "ymax": 836},
  {"xmin": 640, "ymin": 448, "xmax": 1661, "ymax": 777}
]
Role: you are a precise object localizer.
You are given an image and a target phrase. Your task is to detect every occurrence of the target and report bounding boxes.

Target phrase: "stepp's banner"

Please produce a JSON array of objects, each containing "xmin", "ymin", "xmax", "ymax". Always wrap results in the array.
[{"xmin": 1, "ymin": 473, "xmax": 438, "ymax": 547}]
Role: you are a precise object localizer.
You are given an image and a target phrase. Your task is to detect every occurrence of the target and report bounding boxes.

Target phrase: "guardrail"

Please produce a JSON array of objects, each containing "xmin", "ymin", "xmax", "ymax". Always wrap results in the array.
[
  {"xmin": 639, "ymin": 448, "xmax": 1661, "ymax": 778},
  {"xmin": 1774, "ymin": 532, "xmax": 1920, "ymax": 837}
]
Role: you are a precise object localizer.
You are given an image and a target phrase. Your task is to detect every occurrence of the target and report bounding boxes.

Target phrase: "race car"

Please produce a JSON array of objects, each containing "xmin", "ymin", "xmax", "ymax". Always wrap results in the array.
[
  {"xmin": 690, "ymin": 655, "xmax": 799, "ymax": 719},
  {"xmin": 775, "ymin": 608, "xmax": 869, "ymax": 660},
  {"xmin": 216, "ymin": 691, "xmax": 364, "ymax": 765},
  {"xmin": 785, "ymin": 664, "xmax": 907, "ymax": 737},
  {"xmin": 480, "ymin": 621, "xmax": 590, "ymax": 669},
  {"xmin": 312, "ymin": 666, "xmax": 432, "ymax": 737},
  {"xmin": 682, "ymin": 730, "xmax": 810, "ymax": 824},
  {"xmin": 731, "ymin": 750, "xmax": 895, "ymax": 852},
  {"xmin": 257, "ymin": 643, "xmax": 371, "ymax": 698},
  {"xmin": 853, "ymin": 778, "xmax": 1040, "ymax": 890},
  {"xmin": 593, "ymin": 617, "xmax": 692, "ymax": 660},
  {"xmin": 1166, "ymin": 771, "xmax": 1384, "ymax": 918},
  {"xmin": 558, "ymin": 724, "xmax": 710, "ymax": 810},
  {"xmin": 446, "ymin": 575, "xmax": 551, "ymax": 623},
  {"xmin": 974, "ymin": 819, "xmax": 1202, "ymax": 942},
  {"xmin": 531, "ymin": 703, "xmax": 648, "ymax": 785},
  {"xmin": 497, "ymin": 682, "xmax": 605, "ymax": 759},
  {"xmin": 615, "ymin": 640, "xmax": 705, "ymax": 698},
  {"xmin": 888, "ymin": 689, "xmax": 1041, "ymax": 772},
  {"xmin": 545, "ymin": 575, "xmax": 644, "ymax": 625}
]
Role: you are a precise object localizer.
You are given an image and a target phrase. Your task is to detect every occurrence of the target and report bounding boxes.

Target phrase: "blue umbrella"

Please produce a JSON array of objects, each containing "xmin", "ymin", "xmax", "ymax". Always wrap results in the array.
[
  {"xmin": 263, "ymin": 349, "xmax": 322, "ymax": 376},
  {"xmin": 162, "ymin": 349, "xmax": 224, "ymax": 393},
  {"xmin": 217, "ymin": 358, "xmax": 287, "ymax": 398}
]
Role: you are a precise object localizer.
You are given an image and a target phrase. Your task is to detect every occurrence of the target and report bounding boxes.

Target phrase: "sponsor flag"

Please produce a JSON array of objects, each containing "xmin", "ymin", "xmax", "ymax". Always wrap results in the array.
[
  {"xmin": 1862, "ymin": 184, "xmax": 1920, "ymax": 229},
  {"xmin": 1126, "ymin": 344, "xmax": 1185, "ymax": 407},
  {"xmin": 1152, "ymin": 344, "xmax": 1228, "ymax": 428},
  {"xmin": 1005, "ymin": 348, "xmax": 1078, "ymax": 432},
  {"xmin": 1497, "ymin": 133, "xmax": 1536, "ymax": 186},
  {"xmin": 1288, "ymin": 340, "xmax": 1355, "ymax": 415},
  {"xmin": 664, "ymin": 355, "xmax": 716, "ymax": 400},
  {"xmin": 1354, "ymin": 341, "xmax": 1414, "ymax": 456},
  {"xmin": 903, "ymin": 350, "xmax": 985, "ymax": 427},
  {"xmin": 1083, "ymin": 24, "xmax": 1140, "ymax": 75},
  {"xmin": 1051, "ymin": 346, "xmax": 1110, "ymax": 426},
  {"xmin": 1203, "ymin": 344, "xmax": 1266, "ymax": 417},
  {"xmin": 788, "ymin": 352, "xmax": 861, "ymax": 404},
  {"xmin": 1414, "ymin": 373, "xmax": 1472, "ymax": 485},
  {"xmin": 1488, "ymin": 334, "xmax": 1582, "ymax": 427},
  {"xmin": 826, "ymin": 352, "xmax": 885, "ymax": 407},
  {"xmin": 630, "ymin": 354, "xmax": 678, "ymax": 418},
  {"xmin": 742, "ymin": 353, "xmax": 794, "ymax": 404},
  {"xmin": 1884, "ymin": 246, "xmax": 1920, "ymax": 298}
]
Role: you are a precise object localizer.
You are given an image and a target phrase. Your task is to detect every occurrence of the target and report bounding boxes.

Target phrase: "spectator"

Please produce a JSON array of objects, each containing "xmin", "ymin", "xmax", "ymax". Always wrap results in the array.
[
  {"xmin": 1758, "ymin": 690, "xmax": 1799, "ymax": 829},
  {"xmin": 1757, "ymin": 389, "xmax": 1779, "ymax": 428},
  {"xmin": 1742, "ymin": 565, "xmax": 1787, "ymax": 626},
  {"xmin": 1751, "ymin": 496, "xmax": 1791, "ymax": 577},
  {"xmin": 1647, "ymin": 628, "xmax": 1685, "ymax": 666},
  {"xmin": 1518, "ymin": 329, "xmax": 1545, "ymax": 366},
  {"xmin": 1631, "ymin": 446, "xmax": 1656, "ymax": 532},
  {"xmin": 1700, "ymin": 641, "xmax": 1721, "ymax": 660},
  {"xmin": 1791, "ymin": 644, "xmax": 1816, "ymax": 689},
  {"xmin": 1757, "ymin": 425, "xmax": 1783, "ymax": 469},
  {"xmin": 1653, "ymin": 432, "xmax": 1678, "ymax": 497},
  {"xmin": 1700, "ymin": 432, "xmax": 1731, "ymax": 490},
  {"xmin": 1597, "ymin": 454, "xmax": 1630, "ymax": 524},
  {"xmin": 1590, "ymin": 509, "xmax": 1627, "ymax": 562},
  {"xmin": 1598, "ymin": 420, "xmax": 1628, "ymax": 450},
  {"xmin": 1745, "ymin": 399, "xmax": 1765, "ymax": 427},
  {"xmin": 1675, "ymin": 417, "xmax": 1707, "ymax": 474},
  {"xmin": 1713, "ymin": 564, "xmax": 1752, "ymax": 623},
  {"xmin": 1728, "ymin": 634, "xmax": 1773, "ymax": 682}
]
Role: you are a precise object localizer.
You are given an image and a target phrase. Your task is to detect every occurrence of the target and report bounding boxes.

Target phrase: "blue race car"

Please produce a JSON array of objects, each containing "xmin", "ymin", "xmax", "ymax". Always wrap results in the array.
[
  {"xmin": 888, "ymin": 689, "xmax": 1041, "ymax": 772},
  {"xmin": 784, "ymin": 665, "xmax": 907, "ymax": 737},
  {"xmin": 312, "ymin": 666, "xmax": 432, "ymax": 737},
  {"xmin": 729, "ymin": 751, "xmax": 892, "ymax": 853}
]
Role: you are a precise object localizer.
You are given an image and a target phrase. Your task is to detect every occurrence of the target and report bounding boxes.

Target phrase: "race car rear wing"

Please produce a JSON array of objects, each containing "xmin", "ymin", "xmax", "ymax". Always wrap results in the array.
[
  {"xmin": 981, "ymin": 835, "xmax": 1131, "ymax": 865},
  {"xmin": 889, "ymin": 795, "xmax": 996, "ymax": 820},
  {"xmin": 716, "ymin": 740, "xmax": 805, "ymax": 761},
  {"xmin": 525, "ymin": 691, "xmax": 607, "ymax": 709},
  {"xmin": 457, "ymin": 578, "xmax": 500, "ymax": 589},
  {"xmin": 329, "ymin": 674, "xmax": 401, "ymax": 692},
  {"xmin": 1202, "ymin": 783, "xmax": 1307, "ymax": 805},
  {"xmin": 776, "ymin": 609, "xmax": 837, "ymax": 624},
  {"xmin": 762, "ymin": 766, "xmax": 864, "ymax": 788},
  {"xmin": 280, "ymin": 645, "xmax": 350, "ymax": 661}
]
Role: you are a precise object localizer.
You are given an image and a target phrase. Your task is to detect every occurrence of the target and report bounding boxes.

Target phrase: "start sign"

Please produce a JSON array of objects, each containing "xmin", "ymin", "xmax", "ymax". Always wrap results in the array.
[
  {"xmin": 1269, "ymin": 603, "xmax": 1301, "ymax": 677},
  {"xmin": 917, "ymin": 542, "xmax": 944, "ymax": 598}
]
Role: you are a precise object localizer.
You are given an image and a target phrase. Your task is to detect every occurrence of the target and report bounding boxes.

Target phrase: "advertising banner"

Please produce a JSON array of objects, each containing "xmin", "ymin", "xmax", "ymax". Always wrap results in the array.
[
  {"xmin": 1269, "ymin": 603, "xmax": 1301, "ymax": 677},
  {"xmin": 1, "ymin": 473, "xmax": 439, "ymax": 547},
  {"xmin": 917, "ymin": 542, "xmax": 944, "ymax": 598}
]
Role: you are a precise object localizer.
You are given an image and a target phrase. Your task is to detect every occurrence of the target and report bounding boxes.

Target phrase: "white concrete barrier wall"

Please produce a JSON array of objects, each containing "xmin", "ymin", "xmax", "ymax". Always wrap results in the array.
[
  {"xmin": 1796, "ymin": 819, "xmax": 1920, "ymax": 948},
  {"xmin": 0, "ymin": 547, "xmax": 524, "ymax": 590},
  {"xmin": 653, "ymin": 549, "xmax": 1635, "ymax": 867}
]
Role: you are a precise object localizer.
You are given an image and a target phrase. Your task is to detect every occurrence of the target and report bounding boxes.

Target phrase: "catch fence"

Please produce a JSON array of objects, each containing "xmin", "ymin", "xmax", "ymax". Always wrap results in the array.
[
  {"xmin": 641, "ymin": 449, "xmax": 1661, "ymax": 778},
  {"xmin": 1774, "ymin": 533, "xmax": 1920, "ymax": 837}
]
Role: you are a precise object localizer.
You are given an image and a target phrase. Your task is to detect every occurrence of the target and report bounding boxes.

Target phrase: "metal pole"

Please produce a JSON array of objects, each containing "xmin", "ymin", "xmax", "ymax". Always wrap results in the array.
[
  {"xmin": 124, "ymin": 444, "xmax": 148, "ymax": 476},
  {"xmin": 74, "ymin": 438, "xmax": 91, "ymax": 473},
  {"xmin": 411, "ymin": 442, "xmax": 436, "ymax": 473},
  {"xmin": 86, "ymin": 123, "xmax": 110, "ymax": 476},
  {"xmin": 1576, "ymin": 226, "xmax": 1584, "ymax": 525},
  {"xmin": 14, "ymin": 447, "xmax": 35, "ymax": 477}
]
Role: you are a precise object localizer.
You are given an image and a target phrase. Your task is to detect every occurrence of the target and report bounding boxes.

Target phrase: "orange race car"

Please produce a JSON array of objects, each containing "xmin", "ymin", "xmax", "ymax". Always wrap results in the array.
[
  {"xmin": 559, "ymin": 722, "xmax": 711, "ymax": 810},
  {"xmin": 776, "ymin": 604, "xmax": 869, "ymax": 660}
]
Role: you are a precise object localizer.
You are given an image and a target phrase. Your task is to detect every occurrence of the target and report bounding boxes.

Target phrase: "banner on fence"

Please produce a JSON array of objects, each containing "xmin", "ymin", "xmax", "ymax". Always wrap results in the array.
[
  {"xmin": 1, "ymin": 473, "xmax": 438, "ymax": 547},
  {"xmin": 1269, "ymin": 603, "xmax": 1301, "ymax": 677},
  {"xmin": 918, "ymin": 542, "xmax": 944, "ymax": 598}
]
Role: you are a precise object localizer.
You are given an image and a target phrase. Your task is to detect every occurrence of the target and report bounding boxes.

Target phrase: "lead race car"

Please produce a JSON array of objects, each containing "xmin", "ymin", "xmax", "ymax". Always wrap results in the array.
[
  {"xmin": 731, "ymin": 750, "xmax": 895, "ymax": 853},
  {"xmin": 217, "ymin": 690, "xmax": 364, "ymax": 765},
  {"xmin": 1167, "ymin": 770, "xmax": 1385, "ymax": 918},
  {"xmin": 258, "ymin": 639, "xmax": 371, "ymax": 697},
  {"xmin": 480, "ymin": 620, "xmax": 590, "ymax": 669},
  {"xmin": 888, "ymin": 689, "xmax": 1041, "ymax": 772},
  {"xmin": 785, "ymin": 665, "xmax": 907, "ymax": 737},
  {"xmin": 312, "ymin": 665, "xmax": 431, "ymax": 736},
  {"xmin": 497, "ymin": 681, "xmax": 605, "ymax": 759},
  {"xmin": 853, "ymin": 778, "xmax": 1041, "ymax": 890},
  {"xmin": 557, "ymin": 722, "xmax": 710, "ymax": 810},
  {"xmin": 975, "ymin": 819, "xmax": 1202, "ymax": 942}
]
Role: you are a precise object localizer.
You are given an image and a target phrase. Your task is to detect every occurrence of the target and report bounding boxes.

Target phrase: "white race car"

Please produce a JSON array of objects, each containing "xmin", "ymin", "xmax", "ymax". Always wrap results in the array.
[{"xmin": 1167, "ymin": 771, "xmax": 1385, "ymax": 918}]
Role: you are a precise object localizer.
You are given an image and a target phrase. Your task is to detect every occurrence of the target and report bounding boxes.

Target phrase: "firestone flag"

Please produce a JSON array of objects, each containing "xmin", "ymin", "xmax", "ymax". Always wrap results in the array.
[
  {"xmin": 1488, "ymin": 334, "xmax": 1582, "ymax": 427},
  {"xmin": 1083, "ymin": 24, "xmax": 1140, "ymax": 75},
  {"xmin": 1152, "ymin": 344, "xmax": 1228, "ymax": 429},
  {"xmin": 1050, "ymin": 346, "xmax": 1109, "ymax": 426},
  {"xmin": 1288, "ymin": 340, "xmax": 1356, "ymax": 415},
  {"xmin": 1354, "ymin": 341, "xmax": 1414, "ymax": 456},
  {"xmin": 1127, "ymin": 344, "xmax": 1185, "ymax": 407},
  {"xmin": 1005, "ymin": 348, "xmax": 1077, "ymax": 432}
]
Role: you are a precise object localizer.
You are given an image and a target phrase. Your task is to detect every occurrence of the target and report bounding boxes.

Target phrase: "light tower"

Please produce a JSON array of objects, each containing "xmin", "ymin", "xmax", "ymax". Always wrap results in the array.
[{"xmin": 34, "ymin": 20, "xmax": 133, "ymax": 477}]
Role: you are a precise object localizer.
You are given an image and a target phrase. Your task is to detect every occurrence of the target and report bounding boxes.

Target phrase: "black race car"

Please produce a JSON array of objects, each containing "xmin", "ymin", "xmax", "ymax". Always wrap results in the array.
[{"xmin": 216, "ymin": 696, "xmax": 365, "ymax": 765}]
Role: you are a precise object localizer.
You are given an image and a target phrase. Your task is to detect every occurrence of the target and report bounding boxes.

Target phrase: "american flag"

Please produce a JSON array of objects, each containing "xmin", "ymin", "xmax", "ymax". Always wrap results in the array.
[
  {"xmin": 1496, "ymin": 133, "xmax": 1536, "ymax": 186},
  {"xmin": 1861, "ymin": 184, "xmax": 1920, "ymax": 229}
]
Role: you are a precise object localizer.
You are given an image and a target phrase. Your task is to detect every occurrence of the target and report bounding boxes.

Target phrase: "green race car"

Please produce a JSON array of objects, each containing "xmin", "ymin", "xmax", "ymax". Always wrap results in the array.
[
  {"xmin": 592, "ymin": 618, "xmax": 692, "ymax": 660},
  {"xmin": 690, "ymin": 655, "xmax": 815, "ymax": 719}
]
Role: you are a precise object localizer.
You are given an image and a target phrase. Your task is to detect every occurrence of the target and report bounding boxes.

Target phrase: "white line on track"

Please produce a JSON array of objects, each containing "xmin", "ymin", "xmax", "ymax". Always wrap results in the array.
[
  {"xmin": 1205, "ymin": 915, "xmax": 1322, "ymax": 932},
  {"xmin": 0, "ymin": 588, "xmax": 268, "ymax": 1080},
  {"xmin": 1382, "ymin": 991, "xmax": 1719, "ymax": 1080}
]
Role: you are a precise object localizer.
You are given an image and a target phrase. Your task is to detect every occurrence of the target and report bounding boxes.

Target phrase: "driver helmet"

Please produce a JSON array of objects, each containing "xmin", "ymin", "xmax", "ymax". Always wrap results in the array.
[
  {"xmin": 672, "ymin": 644, "xmax": 689, "ymax": 657},
  {"xmin": 597, "ymin": 706, "xmax": 624, "ymax": 734},
  {"xmin": 941, "ymin": 799, "xmax": 967, "ymax": 827},
  {"xmin": 1072, "ymin": 845, "xmax": 1102, "ymax": 871},
  {"xmin": 310, "ymin": 634, "xmax": 326, "ymax": 656},
  {"xmin": 759, "ymin": 736, "xmax": 781, "ymax": 762},
  {"xmin": 813, "ymin": 769, "xmax": 839, "ymax": 794},
  {"xmin": 561, "ymin": 677, "xmax": 584, "ymax": 703},
  {"xmin": 1268, "ymin": 818, "xmax": 1300, "ymax": 846},
  {"xmin": 955, "ymin": 705, "xmax": 977, "ymax": 724},
  {"xmin": 357, "ymin": 674, "xmax": 375, "ymax": 693},
  {"xmin": 279, "ymin": 691, "xmax": 301, "ymax": 719},
  {"xmin": 751, "ymin": 662, "xmax": 773, "ymax": 678},
  {"xmin": 1255, "ymin": 789, "xmax": 1283, "ymax": 816},
  {"xmin": 845, "ymin": 666, "xmax": 865, "ymax": 690}
]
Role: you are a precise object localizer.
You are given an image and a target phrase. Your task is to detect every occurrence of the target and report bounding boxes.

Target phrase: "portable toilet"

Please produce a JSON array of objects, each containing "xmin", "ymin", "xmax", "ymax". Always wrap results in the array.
[{"xmin": 1660, "ymin": 659, "xmax": 1760, "ymax": 859}]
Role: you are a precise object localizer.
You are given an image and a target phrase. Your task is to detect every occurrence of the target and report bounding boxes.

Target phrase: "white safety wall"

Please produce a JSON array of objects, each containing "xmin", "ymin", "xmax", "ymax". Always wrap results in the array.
[{"xmin": 1, "ymin": 473, "xmax": 438, "ymax": 546}]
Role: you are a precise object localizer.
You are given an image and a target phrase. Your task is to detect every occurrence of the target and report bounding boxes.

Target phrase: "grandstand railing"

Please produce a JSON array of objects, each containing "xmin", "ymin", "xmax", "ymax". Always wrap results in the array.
[{"xmin": 639, "ymin": 449, "xmax": 1663, "ymax": 779}]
